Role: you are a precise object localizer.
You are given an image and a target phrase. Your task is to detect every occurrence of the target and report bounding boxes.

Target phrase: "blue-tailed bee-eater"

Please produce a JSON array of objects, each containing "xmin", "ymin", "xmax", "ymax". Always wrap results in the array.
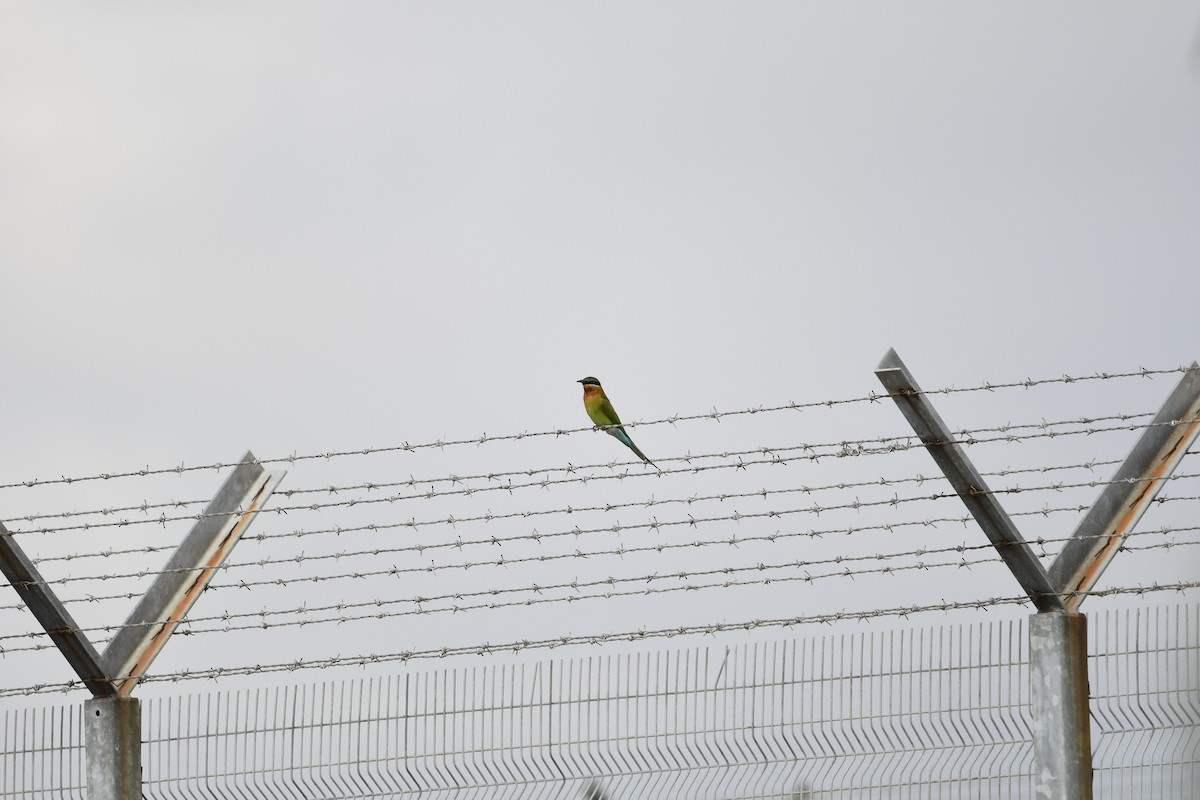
[{"xmin": 578, "ymin": 377, "xmax": 659, "ymax": 469}]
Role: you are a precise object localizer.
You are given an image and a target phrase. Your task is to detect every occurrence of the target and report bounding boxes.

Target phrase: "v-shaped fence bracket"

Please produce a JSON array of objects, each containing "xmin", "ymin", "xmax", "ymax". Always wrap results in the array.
[
  {"xmin": 0, "ymin": 451, "xmax": 284, "ymax": 696},
  {"xmin": 876, "ymin": 349, "xmax": 1200, "ymax": 611}
]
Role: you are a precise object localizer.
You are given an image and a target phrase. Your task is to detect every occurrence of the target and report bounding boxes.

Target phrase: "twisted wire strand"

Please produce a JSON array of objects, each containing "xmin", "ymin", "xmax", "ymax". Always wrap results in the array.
[
  {"xmin": 24, "ymin": 455, "xmax": 1132, "ymax": 566},
  {"xmin": 2, "ymin": 410, "xmax": 1157, "ymax": 532},
  {"xmin": 3, "ymin": 516, "xmax": 1196, "ymax": 653},
  {"xmin": 8, "ymin": 412, "xmax": 1192, "ymax": 540},
  {"xmin": 4, "ymin": 555, "xmax": 1000, "ymax": 654},
  {"xmin": 3, "ymin": 524, "xmax": 1196, "ymax": 654},
  {"xmin": 2, "ymin": 508, "xmax": 990, "ymax": 613},
  {"xmin": 259, "ymin": 412, "xmax": 1155, "ymax": 499},
  {"xmin": 9, "ymin": 495, "xmax": 1188, "ymax": 615},
  {"xmin": 0, "ymin": 364, "xmax": 1188, "ymax": 492},
  {"xmin": 7, "ymin": 491, "xmax": 970, "ymax": 590},
  {"xmin": 2, "ymin": 579, "xmax": 1195, "ymax": 698},
  {"xmin": 195, "ymin": 460, "xmax": 1200, "ymax": 549},
  {"xmin": 8, "ymin": 471, "xmax": 1200, "ymax": 595}
]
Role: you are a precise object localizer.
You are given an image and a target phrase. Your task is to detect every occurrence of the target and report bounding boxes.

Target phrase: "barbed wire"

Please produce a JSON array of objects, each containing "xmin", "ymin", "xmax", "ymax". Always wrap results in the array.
[
  {"xmin": 246, "ymin": 412, "xmax": 1159, "ymax": 499},
  {"xmin": 2, "ymin": 410, "xmax": 1158, "ymax": 532},
  {"xmin": 207, "ymin": 489, "xmax": 1200, "ymax": 582},
  {"xmin": 4, "ymin": 523, "xmax": 1196, "ymax": 655},
  {"xmin": 8, "ymin": 497, "xmax": 210, "ymax": 528},
  {"xmin": 8, "ymin": 413, "xmax": 1194, "ymax": 541},
  {"xmin": 22, "ymin": 455, "xmax": 1132, "ymax": 567},
  {"xmin": 10, "ymin": 493, "xmax": 1190, "ymax": 615},
  {"xmin": 3, "ymin": 491, "xmax": 973, "ymax": 590},
  {"xmin": 0, "ymin": 588, "xmax": 144, "ymax": 616},
  {"xmin": 172, "ymin": 458, "xmax": 1200, "ymax": 549},
  {"xmin": 8, "ymin": 467, "xmax": 1200, "ymax": 596},
  {"xmin": 0, "ymin": 366, "xmax": 1195, "ymax": 695},
  {"xmin": 0, "ymin": 365, "xmax": 1190, "ymax": 494},
  {"xmin": 0, "ymin": 489, "xmax": 1089, "ymax": 589},
  {"xmin": 4, "ymin": 519, "xmax": 1197, "ymax": 653},
  {"xmin": 2, "ymin": 553, "xmax": 1000, "ymax": 654},
  {"xmin": 150, "ymin": 538, "xmax": 1200, "ymax": 640},
  {"xmin": 1, "ymin": 579, "xmax": 1195, "ymax": 699},
  {"xmin": 2, "ymin": 508, "xmax": 991, "ymax": 613}
]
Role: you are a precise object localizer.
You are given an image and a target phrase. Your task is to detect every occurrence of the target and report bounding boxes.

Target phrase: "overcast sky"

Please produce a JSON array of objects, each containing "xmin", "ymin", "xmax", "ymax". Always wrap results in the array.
[{"xmin": 2, "ymin": 3, "xmax": 1200, "ymax": 703}]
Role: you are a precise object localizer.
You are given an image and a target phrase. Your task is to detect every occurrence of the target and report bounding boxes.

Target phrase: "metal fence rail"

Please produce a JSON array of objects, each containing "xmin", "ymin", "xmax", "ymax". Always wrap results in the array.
[{"xmin": 2, "ymin": 602, "xmax": 1197, "ymax": 799}]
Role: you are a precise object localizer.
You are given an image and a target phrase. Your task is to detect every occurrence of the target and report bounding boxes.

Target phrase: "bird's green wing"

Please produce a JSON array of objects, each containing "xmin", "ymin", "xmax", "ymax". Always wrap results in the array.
[{"xmin": 595, "ymin": 396, "xmax": 622, "ymax": 427}]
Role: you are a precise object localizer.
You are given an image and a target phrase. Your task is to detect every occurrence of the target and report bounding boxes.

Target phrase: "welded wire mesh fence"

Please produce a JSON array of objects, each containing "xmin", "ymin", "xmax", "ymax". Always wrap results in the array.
[{"xmin": 3, "ymin": 602, "xmax": 1196, "ymax": 799}]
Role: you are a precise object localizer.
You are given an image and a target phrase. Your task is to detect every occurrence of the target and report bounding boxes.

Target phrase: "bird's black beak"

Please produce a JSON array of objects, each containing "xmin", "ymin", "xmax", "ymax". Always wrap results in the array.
[{"xmin": 577, "ymin": 379, "xmax": 585, "ymax": 384}]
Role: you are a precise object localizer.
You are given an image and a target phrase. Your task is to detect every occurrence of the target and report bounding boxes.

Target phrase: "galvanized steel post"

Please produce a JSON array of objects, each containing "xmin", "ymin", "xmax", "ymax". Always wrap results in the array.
[
  {"xmin": 86, "ymin": 696, "xmax": 142, "ymax": 800},
  {"xmin": 1030, "ymin": 612, "xmax": 1092, "ymax": 800},
  {"xmin": 871, "ymin": 350, "xmax": 1200, "ymax": 800}
]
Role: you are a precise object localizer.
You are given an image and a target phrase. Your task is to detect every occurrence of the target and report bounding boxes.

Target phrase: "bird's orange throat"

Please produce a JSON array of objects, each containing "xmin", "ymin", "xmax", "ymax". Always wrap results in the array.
[{"xmin": 582, "ymin": 384, "xmax": 604, "ymax": 400}]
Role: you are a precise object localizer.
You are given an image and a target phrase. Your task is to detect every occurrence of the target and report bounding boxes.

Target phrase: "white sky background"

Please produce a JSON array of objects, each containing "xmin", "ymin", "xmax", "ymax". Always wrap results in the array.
[{"xmin": 2, "ymin": 3, "xmax": 1200, "ymax": 704}]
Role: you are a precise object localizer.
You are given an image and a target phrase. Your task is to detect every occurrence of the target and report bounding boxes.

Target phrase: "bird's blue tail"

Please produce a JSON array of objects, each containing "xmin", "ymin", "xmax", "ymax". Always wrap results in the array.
[{"xmin": 607, "ymin": 426, "xmax": 659, "ymax": 469}]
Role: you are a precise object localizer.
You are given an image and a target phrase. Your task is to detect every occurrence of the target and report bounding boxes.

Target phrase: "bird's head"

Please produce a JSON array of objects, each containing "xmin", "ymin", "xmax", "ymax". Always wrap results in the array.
[{"xmin": 577, "ymin": 377, "xmax": 602, "ymax": 387}]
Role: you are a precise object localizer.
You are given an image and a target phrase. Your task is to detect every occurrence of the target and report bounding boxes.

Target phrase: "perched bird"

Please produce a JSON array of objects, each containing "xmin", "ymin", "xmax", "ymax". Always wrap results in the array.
[{"xmin": 578, "ymin": 377, "xmax": 659, "ymax": 469}]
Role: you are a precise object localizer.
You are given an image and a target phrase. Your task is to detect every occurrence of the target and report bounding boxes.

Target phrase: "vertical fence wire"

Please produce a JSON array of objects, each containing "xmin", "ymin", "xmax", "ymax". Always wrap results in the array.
[
  {"xmin": 1, "ymin": 602, "xmax": 1197, "ymax": 798},
  {"xmin": 0, "ymin": 700, "xmax": 85, "ymax": 800},
  {"xmin": 1090, "ymin": 604, "xmax": 1200, "ymax": 798}
]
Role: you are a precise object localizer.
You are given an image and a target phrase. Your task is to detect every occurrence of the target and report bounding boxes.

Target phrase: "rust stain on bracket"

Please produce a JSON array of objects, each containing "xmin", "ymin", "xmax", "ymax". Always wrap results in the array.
[
  {"xmin": 1063, "ymin": 414, "xmax": 1200, "ymax": 611},
  {"xmin": 113, "ymin": 469, "xmax": 279, "ymax": 696}
]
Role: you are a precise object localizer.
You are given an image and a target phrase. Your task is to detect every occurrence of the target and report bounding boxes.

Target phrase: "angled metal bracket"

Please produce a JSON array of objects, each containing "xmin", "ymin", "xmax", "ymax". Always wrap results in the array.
[
  {"xmin": 1047, "ymin": 364, "xmax": 1200, "ymax": 610},
  {"xmin": 0, "ymin": 522, "xmax": 116, "ymax": 696},
  {"xmin": 875, "ymin": 349, "xmax": 1065, "ymax": 611},
  {"xmin": 876, "ymin": 348, "xmax": 1200, "ymax": 610},
  {"xmin": 101, "ymin": 451, "xmax": 284, "ymax": 695},
  {"xmin": 0, "ymin": 450, "xmax": 283, "ymax": 696}
]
